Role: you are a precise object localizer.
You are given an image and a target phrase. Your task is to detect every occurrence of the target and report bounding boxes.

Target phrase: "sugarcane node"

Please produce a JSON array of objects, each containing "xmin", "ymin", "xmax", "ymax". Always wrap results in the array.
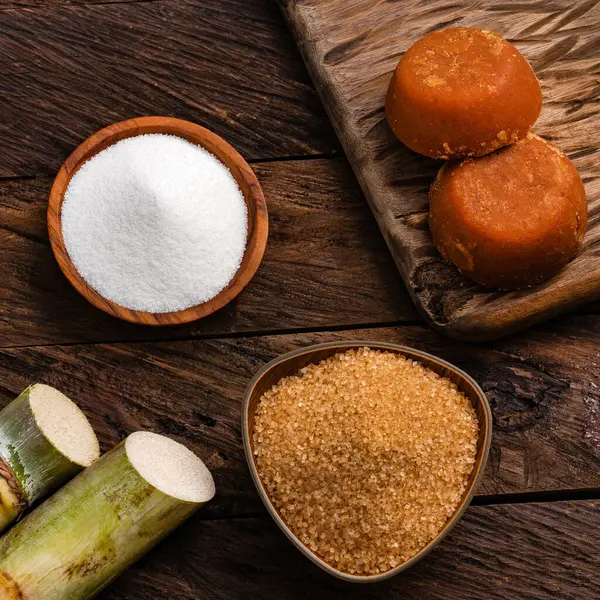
[
  {"xmin": 0, "ymin": 570, "xmax": 24, "ymax": 600},
  {"xmin": 0, "ymin": 457, "xmax": 26, "ymax": 516},
  {"xmin": 0, "ymin": 459, "xmax": 23, "ymax": 501},
  {"xmin": 0, "ymin": 433, "xmax": 215, "ymax": 599}
]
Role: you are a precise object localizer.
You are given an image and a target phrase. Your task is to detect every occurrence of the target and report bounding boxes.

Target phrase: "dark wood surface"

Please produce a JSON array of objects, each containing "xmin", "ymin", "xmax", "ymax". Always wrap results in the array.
[
  {"xmin": 0, "ymin": 158, "xmax": 414, "ymax": 347},
  {"xmin": 0, "ymin": 0, "xmax": 134, "ymax": 5},
  {"xmin": 0, "ymin": 320, "xmax": 598, "ymax": 519},
  {"xmin": 1, "ymin": 1, "xmax": 132, "ymax": 4},
  {"xmin": 0, "ymin": 0, "xmax": 338, "ymax": 178},
  {"xmin": 100, "ymin": 500, "xmax": 600, "ymax": 600},
  {"xmin": 0, "ymin": 0, "xmax": 599, "ymax": 597},
  {"xmin": 279, "ymin": 0, "xmax": 600, "ymax": 341}
]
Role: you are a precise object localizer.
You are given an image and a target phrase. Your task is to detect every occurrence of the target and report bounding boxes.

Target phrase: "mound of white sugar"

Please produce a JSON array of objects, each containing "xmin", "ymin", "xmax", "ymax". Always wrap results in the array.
[{"xmin": 61, "ymin": 134, "xmax": 248, "ymax": 313}]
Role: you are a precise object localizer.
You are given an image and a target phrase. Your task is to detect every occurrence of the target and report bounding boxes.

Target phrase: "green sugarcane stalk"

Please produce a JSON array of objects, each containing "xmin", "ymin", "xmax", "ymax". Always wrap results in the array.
[
  {"xmin": 0, "ymin": 433, "xmax": 214, "ymax": 600},
  {"xmin": 0, "ymin": 384, "xmax": 97, "ymax": 533}
]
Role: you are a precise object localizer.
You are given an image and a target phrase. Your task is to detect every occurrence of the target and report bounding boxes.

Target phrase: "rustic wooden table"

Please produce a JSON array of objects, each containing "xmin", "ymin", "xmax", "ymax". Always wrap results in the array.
[{"xmin": 0, "ymin": 1, "xmax": 598, "ymax": 598}]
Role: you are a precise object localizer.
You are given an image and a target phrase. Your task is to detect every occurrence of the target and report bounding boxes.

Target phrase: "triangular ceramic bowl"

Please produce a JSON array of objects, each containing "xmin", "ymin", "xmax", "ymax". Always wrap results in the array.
[{"xmin": 242, "ymin": 341, "xmax": 492, "ymax": 583}]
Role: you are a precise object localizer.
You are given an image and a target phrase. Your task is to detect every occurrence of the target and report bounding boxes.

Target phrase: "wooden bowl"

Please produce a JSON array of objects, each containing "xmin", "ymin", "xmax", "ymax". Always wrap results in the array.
[
  {"xmin": 48, "ymin": 116, "xmax": 268, "ymax": 325},
  {"xmin": 242, "ymin": 341, "xmax": 492, "ymax": 583}
]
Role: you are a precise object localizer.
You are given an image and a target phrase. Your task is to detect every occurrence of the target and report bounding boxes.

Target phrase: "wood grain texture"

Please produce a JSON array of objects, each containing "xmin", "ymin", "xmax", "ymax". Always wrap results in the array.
[
  {"xmin": 0, "ymin": 0, "xmax": 337, "ymax": 177},
  {"xmin": 0, "ymin": 0, "xmax": 136, "ymax": 5},
  {"xmin": 0, "ymin": 158, "xmax": 414, "ymax": 347},
  {"xmin": 99, "ymin": 500, "xmax": 600, "ymax": 600},
  {"xmin": 279, "ymin": 0, "xmax": 600, "ymax": 340},
  {"xmin": 48, "ymin": 117, "xmax": 269, "ymax": 325},
  {"xmin": 0, "ymin": 319, "xmax": 597, "ymax": 519}
]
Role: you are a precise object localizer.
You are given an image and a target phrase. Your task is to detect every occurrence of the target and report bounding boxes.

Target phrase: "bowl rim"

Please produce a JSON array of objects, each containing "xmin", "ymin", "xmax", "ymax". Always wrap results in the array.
[
  {"xmin": 47, "ymin": 116, "xmax": 268, "ymax": 326},
  {"xmin": 242, "ymin": 340, "xmax": 493, "ymax": 583}
]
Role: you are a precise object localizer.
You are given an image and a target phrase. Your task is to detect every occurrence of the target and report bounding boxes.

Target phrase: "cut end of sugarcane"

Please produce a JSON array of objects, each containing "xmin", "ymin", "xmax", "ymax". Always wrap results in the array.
[
  {"xmin": 126, "ymin": 432, "xmax": 216, "ymax": 503},
  {"xmin": 28, "ymin": 384, "xmax": 100, "ymax": 467}
]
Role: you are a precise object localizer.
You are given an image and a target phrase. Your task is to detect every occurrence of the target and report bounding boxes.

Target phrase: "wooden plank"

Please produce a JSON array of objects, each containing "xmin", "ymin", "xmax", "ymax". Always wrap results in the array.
[
  {"xmin": 0, "ymin": 319, "xmax": 597, "ymax": 519},
  {"xmin": 279, "ymin": 0, "xmax": 600, "ymax": 341},
  {"xmin": 101, "ymin": 500, "xmax": 600, "ymax": 599},
  {"xmin": 0, "ymin": 0, "xmax": 338, "ymax": 178},
  {"xmin": 0, "ymin": 158, "xmax": 415, "ymax": 347},
  {"xmin": 1, "ymin": 1, "xmax": 134, "ymax": 5},
  {"xmin": 0, "ymin": 0, "xmax": 134, "ymax": 5}
]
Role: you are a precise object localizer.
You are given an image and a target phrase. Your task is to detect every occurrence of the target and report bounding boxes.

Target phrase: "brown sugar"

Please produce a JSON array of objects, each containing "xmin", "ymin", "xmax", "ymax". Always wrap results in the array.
[{"xmin": 253, "ymin": 348, "xmax": 479, "ymax": 575}]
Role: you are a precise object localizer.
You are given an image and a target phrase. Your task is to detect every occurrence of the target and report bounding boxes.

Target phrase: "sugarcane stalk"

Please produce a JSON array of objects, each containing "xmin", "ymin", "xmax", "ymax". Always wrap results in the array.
[
  {"xmin": 0, "ymin": 431, "xmax": 215, "ymax": 600},
  {"xmin": 0, "ymin": 384, "xmax": 99, "ymax": 533}
]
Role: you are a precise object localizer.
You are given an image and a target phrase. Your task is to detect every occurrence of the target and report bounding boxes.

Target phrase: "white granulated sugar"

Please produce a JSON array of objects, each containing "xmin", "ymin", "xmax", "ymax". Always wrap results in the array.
[
  {"xmin": 61, "ymin": 134, "xmax": 248, "ymax": 312},
  {"xmin": 126, "ymin": 431, "xmax": 216, "ymax": 503}
]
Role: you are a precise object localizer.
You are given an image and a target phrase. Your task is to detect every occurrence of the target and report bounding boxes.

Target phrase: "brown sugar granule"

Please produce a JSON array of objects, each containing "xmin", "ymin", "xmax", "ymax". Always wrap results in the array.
[{"xmin": 253, "ymin": 348, "xmax": 479, "ymax": 576}]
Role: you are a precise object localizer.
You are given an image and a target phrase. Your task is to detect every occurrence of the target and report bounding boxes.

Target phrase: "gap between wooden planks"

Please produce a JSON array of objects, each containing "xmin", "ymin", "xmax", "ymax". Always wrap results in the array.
[
  {"xmin": 102, "ymin": 501, "xmax": 600, "ymax": 600},
  {"xmin": 0, "ymin": 158, "xmax": 417, "ymax": 347},
  {"xmin": 2, "ymin": 153, "xmax": 600, "ymax": 506},
  {"xmin": 0, "ymin": 1, "xmax": 596, "ymax": 596},
  {"xmin": 3, "ymin": 154, "xmax": 600, "ymax": 349},
  {"xmin": 2, "ymin": 320, "xmax": 599, "ymax": 598},
  {"xmin": 0, "ymin": 1, "xmax": 154, "ymax": 6},
  {"xmin": 278, "ymin": 0, "xmax": 600, "ymax": 341},
  {"xmin": 0, "ymin": 321, "xmax": 599, "ymax": 518},
  {"xmin": 0, "ymin": 0, "xmax": 338, "ymax": 177}
]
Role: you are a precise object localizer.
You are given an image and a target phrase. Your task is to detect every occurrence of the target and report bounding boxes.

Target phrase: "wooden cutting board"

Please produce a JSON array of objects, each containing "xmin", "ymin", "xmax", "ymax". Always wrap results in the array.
[{"xmin": 278, "ymin": 0, "xmax": 600, "ymax": 341}]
